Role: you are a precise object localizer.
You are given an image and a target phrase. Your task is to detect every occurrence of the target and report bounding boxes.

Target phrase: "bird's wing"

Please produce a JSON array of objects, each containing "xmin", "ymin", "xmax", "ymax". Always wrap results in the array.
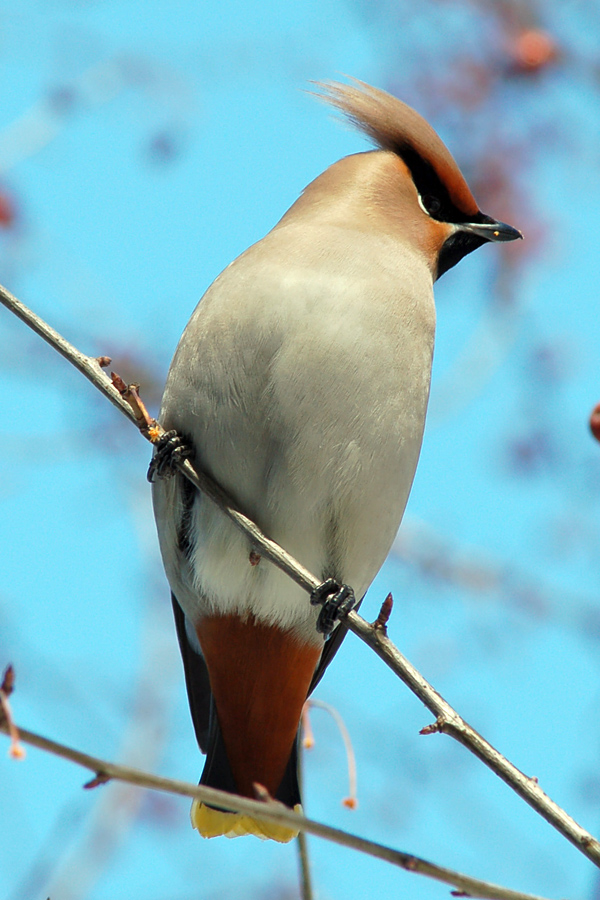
[
  {"xmin": 171, "ymin": 588, "xmax": 303, "ymax": 807},
  {"xmin": 171, "ymin": 592, "xmax": 212, "ymax": 753}
]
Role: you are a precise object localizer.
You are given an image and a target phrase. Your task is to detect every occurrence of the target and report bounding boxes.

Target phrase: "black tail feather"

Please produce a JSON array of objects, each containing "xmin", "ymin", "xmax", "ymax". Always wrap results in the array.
[
  {"xmin": 200, "ymin": 706, "xmax": 302, "ymax": 809},
  {"xmin": 171, "ymin": 594, "xmax": 211, "ymax": 751}
]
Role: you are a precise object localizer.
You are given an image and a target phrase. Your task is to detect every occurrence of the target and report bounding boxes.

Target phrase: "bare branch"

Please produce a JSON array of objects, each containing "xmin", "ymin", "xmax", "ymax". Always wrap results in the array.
[
  {"xmin": 2, "ymin": 282, "xmax": 600, "ymax": 871},
  {"xmin": 296, "ymin": 721, "xmax": 314, "ymax": 900},
  {"xmin": 0, "ymin": 283, "xmax": 137, "ymax": 425},
  {"xmin": 0, "ymin": 665, "xmax": 25, "ymax": 759},
  {"xmin": 0, "ymin": 715, "xmax": 557, "ymax": 900},
  {"xmin": 349, "ymin": 616, "xmax": 600, "ymax": 866},
  {"xmin": 297, "ymin": 829, "xmax": 314, "ymax": 900},
  {"xmin": 306, "ymin": 699, "xmax": 357, "ymax": 809}
]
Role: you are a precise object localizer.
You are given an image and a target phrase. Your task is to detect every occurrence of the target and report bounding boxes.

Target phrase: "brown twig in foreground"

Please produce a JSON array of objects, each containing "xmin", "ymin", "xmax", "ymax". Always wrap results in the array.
[
  {"xmin": 297, "ymin": 828, "xmax": 314, "ymax": 900},
  {"xmin": 0, "ymin": 665, "xmax": 24, "ymax": 759},
  {"xmin": 0, "ymin": 712, "xmax": 556, "ymax": 900},
  {"xmin": 296, "ymin": 737, "xmax": 314, "ymax": 900},
  {"xmin": 2, "ymin": 281, "xmax": 600, "ymax": 872}
]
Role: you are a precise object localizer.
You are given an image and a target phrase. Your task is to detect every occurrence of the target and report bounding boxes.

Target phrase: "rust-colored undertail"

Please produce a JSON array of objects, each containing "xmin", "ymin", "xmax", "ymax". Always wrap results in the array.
[{"xmin": 192, "ymin": 613, "xmax": 323, "ymax": 841}]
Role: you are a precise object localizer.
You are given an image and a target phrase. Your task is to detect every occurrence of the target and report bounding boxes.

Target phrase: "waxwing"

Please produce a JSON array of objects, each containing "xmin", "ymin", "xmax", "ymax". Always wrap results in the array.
[{"xmin": 151, "ymin": 78, "xmax": 521, "ymax": 841}]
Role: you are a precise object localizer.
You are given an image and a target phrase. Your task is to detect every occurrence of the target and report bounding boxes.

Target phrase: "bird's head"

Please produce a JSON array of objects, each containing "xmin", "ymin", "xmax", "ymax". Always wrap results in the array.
[{"xmin": 314, "ymin": 79, "xmax": 522, "ymax": 279}]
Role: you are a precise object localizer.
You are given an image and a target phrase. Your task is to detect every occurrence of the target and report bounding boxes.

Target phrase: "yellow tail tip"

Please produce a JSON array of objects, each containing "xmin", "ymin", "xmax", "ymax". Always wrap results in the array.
[{"xmin": 191, "ymin": 799, "xmax": 301, "ymax": 843}]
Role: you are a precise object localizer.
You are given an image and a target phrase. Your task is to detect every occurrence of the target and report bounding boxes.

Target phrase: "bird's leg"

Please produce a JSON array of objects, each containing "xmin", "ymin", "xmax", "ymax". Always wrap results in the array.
[
  {"xmin": 147, "ymin": 430, "xmax": 193, "ymax": 482},
  {"xmin": 310, "ymin": 578, "xmax": 356, "ymax": 635}
]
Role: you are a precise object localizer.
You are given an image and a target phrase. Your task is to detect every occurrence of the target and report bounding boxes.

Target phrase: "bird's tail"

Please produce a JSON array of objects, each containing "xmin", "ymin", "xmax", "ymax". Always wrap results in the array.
[
  {"xmin": 191, "ymin": 799, "xmax": 302, "ymax": 842},
  {"xmin": 191, "ymin": 707, "xmax": 302, "ymax": 842}
]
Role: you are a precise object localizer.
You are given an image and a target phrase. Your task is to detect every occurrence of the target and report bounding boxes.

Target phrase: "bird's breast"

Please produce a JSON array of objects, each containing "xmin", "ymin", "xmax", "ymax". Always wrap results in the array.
[{"xmin": 155, "ymin": 226, "xmax": 435, "ymax": 638}]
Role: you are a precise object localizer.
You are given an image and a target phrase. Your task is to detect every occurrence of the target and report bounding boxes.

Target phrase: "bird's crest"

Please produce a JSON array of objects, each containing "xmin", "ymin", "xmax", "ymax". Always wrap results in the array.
[{"xmin": 313, "ymin": 78, "xmax": 480, "ymax": 219}]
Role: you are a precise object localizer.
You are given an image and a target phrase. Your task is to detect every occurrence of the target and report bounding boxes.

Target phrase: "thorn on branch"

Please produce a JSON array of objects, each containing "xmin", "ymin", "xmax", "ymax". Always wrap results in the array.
[
  {"xmin": 110, "ymin": 371, "xmax": 127, "ymax": 393},
  {"xmin": 253, "ymin": 781, "xmax": 274, "ymax": 803},
  {"xmin": 0, "ymin": 665, "xmax": 25, "ymax": 759},
  {"xmin": 84, "ymin": 771, "xmax": 112, "ymax": 789},
  {"xmin": 1, "ymin": 664, "xmax": 15, "ymax": 696},
  {"xmin": 420, "ymin": 717, "xmax": 444, "ymax": 736},
  {"xmin": 111, "ymin": 371, "xmax": 159, "ymax": 437},
  {"xmin": 373, "ymin": 593, "xmax": 393, "ymax": 632}
]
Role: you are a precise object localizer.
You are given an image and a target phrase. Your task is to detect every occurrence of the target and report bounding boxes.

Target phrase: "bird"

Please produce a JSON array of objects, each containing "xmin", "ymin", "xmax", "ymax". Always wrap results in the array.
[{"xmin": 151, "ymin": 78, "xmax": 521, "ymax": 842}]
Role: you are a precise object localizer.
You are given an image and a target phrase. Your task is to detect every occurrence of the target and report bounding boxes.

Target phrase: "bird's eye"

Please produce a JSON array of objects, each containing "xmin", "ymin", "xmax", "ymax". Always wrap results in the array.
[{"xmin": 422, "ymin": 194, "xmax": 442, "ymax": 217}]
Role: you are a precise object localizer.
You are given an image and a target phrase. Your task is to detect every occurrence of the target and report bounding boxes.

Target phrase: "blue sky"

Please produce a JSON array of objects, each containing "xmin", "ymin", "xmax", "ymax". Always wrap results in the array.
[{"xmin": 2, "ymin": 2, "xmax": 600, "ymax": 899}]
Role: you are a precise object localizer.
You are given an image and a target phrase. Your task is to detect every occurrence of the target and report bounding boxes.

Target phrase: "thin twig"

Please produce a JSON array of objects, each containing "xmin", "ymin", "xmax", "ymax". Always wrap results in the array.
[
  {"xmin": 0, "ymin": 283, "xmax": 137, "ymax": 425},
  {"xmin": 296, "ymin": 736, "xmax": 314, "ymax": 900},
  {"xmin": 348, "ymin": 616, "xmax": 600, "ymax": 865},
  {"xmin": 307, "ymin": 699, "xmax": 357, "ymax": 809},
  {"xmin": 297, "ymin": 830, "xmax": 314, "ymax": 900},
  {"xmin": 0, "ymin": 665, "xmax": 25, "ymax": 759},
  {"xmin": 2, "ymin": 282, "xmax": 600, "ymax": 871},
  {"xmin": 0, "ymin": 716, "xmax": 557, "ymax": 900}
]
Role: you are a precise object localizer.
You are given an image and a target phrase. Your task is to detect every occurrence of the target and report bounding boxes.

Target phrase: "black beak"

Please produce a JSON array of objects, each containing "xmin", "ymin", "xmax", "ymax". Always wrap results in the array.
[
  {"xmin": 437, "ymin": 214, "xmax": 523, "ymax": 279},
  {"xmin": 460, "ymin": 220, "xmax": 523, "ymax": 243}
]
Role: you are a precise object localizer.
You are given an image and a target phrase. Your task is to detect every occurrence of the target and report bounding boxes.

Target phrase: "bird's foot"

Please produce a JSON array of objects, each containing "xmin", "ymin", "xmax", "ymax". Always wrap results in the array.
[
  {"xmin": 147, "ymin": 430, "xmax": 193, "ymax": 482},
  {"xmin": 310, "ymin": 578, "xmax": 356, "ymax": 635}
]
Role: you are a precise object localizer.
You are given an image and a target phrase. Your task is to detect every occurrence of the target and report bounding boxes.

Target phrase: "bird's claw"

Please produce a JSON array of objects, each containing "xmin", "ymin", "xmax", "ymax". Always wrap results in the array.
[
  {"xmin": 147, "ymin": 430, "xmax": 193, "ymax": 483},
  {"xmin": 310, "ymin": 578, "xmax": 356, "ymax": 635}
]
